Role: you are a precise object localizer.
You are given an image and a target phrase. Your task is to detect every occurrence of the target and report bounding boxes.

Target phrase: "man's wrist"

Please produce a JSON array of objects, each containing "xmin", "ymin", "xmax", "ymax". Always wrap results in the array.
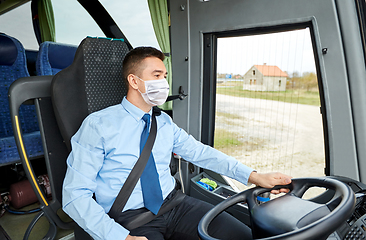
[{"xmin": 248, "ymin": 170, "xmax": 259, "ymax": 185}]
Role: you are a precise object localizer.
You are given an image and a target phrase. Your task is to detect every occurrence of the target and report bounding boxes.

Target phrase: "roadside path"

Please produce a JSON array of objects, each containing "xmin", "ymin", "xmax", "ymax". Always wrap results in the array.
[{"xmin": 215, "ymin": 94, "xmax": 325, "ymax": 191}]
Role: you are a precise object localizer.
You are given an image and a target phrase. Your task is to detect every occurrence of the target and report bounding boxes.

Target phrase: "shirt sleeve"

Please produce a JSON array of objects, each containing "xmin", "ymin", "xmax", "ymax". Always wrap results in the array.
[
  {"xmin": 62, "ymin": 116, "xmax": 130, "ymax": 240},
  {"xmin": 172, "ymin": 123, "xmax": 254, "ymax": 185}
]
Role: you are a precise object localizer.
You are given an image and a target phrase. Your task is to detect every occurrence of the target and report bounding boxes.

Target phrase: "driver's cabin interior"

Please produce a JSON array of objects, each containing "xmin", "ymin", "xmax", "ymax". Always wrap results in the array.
[{"xmin": 1, "ymin": 0, "xmax": 366, "ymax": 239}]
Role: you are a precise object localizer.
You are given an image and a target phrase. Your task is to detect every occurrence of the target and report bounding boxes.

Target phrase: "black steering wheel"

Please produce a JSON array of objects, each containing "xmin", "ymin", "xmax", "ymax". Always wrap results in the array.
[{"xmin": 198, "ymin": 177, "xmax": 356, "ymax": 240}]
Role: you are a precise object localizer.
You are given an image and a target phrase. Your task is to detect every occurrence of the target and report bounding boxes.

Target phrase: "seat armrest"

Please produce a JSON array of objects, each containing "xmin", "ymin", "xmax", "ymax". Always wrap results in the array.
[
  {"xmin": 9, "ymin": 75, "xmax": 53, "ymax": 110},
  {"xmin": 8, "ymin": 75, "xmax": 53, "ymax": 207}
]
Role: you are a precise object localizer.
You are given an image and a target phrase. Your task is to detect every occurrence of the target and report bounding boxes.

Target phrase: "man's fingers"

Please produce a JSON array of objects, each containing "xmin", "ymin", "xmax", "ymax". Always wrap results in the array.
[
  {"xmin": 280, "ymin": 177, "xmax": 292, "ymax": 185},
  {"xmin": 270, "ymin": 189, "xmax": 280, "ymax": 194},
  {"xmin": 270, "ymin": 188, "xmax": 290, "ymax": 194},
  {"xmin": 279, "ymin": 188, "xmax": 290, "ymax": 193},
  {"xmin": 268, "ymin": 173, "xmax": 292, "ymax": 194},
  {"xmin": 250, "ymin": 172, "xmax": 292, "ymax": 189},
  {"xmin": 273, "ymin": 173, "xmax": 292, "ymax": 186}
]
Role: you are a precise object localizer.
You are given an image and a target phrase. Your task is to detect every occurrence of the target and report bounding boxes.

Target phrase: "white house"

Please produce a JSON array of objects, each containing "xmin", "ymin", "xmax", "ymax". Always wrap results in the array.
[{"xmin": 243, "ymin": 64, "xmax": 288, "ymax": 91}]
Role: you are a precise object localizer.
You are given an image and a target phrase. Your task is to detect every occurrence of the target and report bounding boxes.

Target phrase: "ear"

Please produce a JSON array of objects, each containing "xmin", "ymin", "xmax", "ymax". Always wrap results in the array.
[{"xmin": 127, "ymin": 74, "xmax": 139, "ymax": 90}]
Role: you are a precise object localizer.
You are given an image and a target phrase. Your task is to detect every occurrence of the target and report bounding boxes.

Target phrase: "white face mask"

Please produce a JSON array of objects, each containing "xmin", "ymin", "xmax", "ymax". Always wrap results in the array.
[{"xmin": 136, "ymin": 75, "xmax": 170, "ymax": 106}]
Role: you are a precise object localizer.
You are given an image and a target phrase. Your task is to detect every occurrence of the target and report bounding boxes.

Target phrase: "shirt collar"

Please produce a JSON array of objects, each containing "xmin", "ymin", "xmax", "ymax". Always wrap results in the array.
[{"xmin": 121, "ymin": 97, "xmax": 152, "ymax": 122}]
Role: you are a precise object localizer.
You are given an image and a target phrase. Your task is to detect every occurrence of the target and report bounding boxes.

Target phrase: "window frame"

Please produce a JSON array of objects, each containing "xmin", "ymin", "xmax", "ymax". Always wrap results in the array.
[{"xmin": 201, "ymin": 22, "xmax": 330, "ymax": 175}]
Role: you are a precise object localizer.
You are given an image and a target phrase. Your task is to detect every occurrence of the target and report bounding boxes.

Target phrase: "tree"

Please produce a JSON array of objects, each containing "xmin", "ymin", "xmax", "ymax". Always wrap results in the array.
[
  {"xmin": 301, "ymin": 72, "xmax": 318, "ymax": 91},
  {"xmin": 288, "ymin": 71, "xmax": 300, "ymax": 89}
]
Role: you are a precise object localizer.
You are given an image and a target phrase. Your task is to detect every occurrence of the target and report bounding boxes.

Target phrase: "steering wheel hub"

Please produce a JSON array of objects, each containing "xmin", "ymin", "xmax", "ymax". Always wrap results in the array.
[{"xmin": 251, "ymin": 193, "xmax": 331, "ymax": 238}]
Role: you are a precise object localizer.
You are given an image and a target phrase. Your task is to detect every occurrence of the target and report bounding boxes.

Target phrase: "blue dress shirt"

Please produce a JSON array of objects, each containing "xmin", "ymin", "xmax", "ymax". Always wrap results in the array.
[{"xmin": 62, "ymin": 97, "xmax": 254, "ymax": 240}]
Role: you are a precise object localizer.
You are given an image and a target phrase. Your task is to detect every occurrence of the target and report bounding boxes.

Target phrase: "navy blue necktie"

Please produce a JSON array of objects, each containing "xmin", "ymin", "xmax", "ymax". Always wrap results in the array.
[{"xmin": 140, "ymin": 114, "xmax": 164, "ymax": 214}]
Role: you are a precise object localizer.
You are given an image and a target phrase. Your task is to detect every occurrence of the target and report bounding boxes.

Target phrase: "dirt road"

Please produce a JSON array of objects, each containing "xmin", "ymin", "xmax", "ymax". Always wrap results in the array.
[{"xmin": 215, "ymin": 94, "xmax": 325, "ymax": 193}]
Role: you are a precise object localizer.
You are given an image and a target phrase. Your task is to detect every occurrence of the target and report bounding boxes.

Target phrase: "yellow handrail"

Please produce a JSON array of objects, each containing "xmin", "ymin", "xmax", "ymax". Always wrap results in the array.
[{"xmin": 15, "ymin": 115, "xmax": 48, "ymax": 206}]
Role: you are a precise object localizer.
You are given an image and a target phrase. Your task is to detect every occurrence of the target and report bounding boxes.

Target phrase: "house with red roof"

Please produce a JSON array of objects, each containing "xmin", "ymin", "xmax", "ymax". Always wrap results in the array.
[{"xmin": 243, "ymin": 64, "xmax": 288, "ymax": 91}]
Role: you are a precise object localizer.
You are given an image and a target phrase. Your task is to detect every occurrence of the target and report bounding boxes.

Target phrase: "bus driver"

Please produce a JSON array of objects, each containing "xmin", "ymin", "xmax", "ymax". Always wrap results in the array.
[{"xmin": 62, "ymin": 47, "xmax": 292, "ymax": 240}]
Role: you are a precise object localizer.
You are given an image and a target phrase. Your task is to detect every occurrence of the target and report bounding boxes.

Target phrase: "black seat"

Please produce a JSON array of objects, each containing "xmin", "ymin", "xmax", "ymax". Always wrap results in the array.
[
  {"xmin": 52, "ymin": 37, "xmax": 130, "ymax": 239},
  {"xmin": 9, "ymin": 37, "xmax": 130, "ymax": 239}
]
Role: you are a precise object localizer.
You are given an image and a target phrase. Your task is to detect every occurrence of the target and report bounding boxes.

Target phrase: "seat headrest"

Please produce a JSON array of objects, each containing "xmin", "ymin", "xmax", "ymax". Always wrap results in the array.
[
  {"xmin": 0, "ymin": 34, "xmax": 18, "ymax": 66},
  {"xmin": 43, "ymin": 41, "xmax": 77, "ymax": 70},
  {"xmin": 37, "ymin": 41, "xmax": 78, "ymax": 75}
]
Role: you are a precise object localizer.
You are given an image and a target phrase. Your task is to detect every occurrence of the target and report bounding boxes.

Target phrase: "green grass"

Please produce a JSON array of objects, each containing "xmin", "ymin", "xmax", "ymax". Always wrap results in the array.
[
  {"xmin": 214, "ymin": 128, "xmax": 267, "ymax": 155},
  {"xmin": 214, "ymin": 128, "xmax": 243, "ymax": 150},
  {"xmin": 215, "ymin": 111, "xmax": 242, "ymax": 120},
  {"xmin": 217, "ymin": 83, "xmax": 320, "ymax": 106}
]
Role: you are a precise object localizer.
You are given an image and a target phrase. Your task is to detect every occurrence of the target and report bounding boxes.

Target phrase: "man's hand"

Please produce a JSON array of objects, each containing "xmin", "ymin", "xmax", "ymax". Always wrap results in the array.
[
  {"xmin": 125, "ymin": 235, "xmax": 147, "ymax": 240},
  {"xmin": 248, "ymin": 171, "xmax": 292, "ymax": 194}
]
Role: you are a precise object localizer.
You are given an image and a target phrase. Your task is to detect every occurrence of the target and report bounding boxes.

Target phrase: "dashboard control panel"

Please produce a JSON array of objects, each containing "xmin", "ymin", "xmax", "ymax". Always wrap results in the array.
[{"xmin": 328, "ymin": 177, "xmax": 366, "ymax": 240}]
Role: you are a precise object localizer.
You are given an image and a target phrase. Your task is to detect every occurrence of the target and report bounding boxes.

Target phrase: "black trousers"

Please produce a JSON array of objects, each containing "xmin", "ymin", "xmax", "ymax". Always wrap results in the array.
[{"xmin": 116, "ymin": 190, "xmax": 253, "ymax": 240}]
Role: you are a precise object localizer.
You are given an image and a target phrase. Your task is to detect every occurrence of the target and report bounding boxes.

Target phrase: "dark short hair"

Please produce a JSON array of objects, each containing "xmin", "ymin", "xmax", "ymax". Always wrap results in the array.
[{"xmin": 122, "ymin": 47, "xmax": 165, "ymax": 89}]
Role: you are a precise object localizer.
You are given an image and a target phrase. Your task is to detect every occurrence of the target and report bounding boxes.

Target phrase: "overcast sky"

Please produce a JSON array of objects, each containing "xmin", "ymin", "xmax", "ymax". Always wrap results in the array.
[
  {"xmin": 217, "ymin": 28, "xmax": 316, "ymax": 76},
  {"xmin": 0, "ymin": 1, "xmax": 315, "ymax": 76},
  {"xmin": 0, "ymin": 0, "xmax": 159, "ymax": 49}
]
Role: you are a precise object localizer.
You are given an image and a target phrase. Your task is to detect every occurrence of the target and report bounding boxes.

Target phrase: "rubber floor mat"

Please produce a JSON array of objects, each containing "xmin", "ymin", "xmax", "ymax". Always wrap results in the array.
[{"xmin": 0, "ymin": 225, "xmax": 11, "ymax": 240}]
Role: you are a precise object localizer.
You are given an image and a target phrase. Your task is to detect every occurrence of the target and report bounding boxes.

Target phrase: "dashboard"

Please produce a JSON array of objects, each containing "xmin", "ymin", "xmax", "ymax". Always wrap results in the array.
[{"xmin": 327, "ymin": 177, "xmax": 366, "ymax": 240}]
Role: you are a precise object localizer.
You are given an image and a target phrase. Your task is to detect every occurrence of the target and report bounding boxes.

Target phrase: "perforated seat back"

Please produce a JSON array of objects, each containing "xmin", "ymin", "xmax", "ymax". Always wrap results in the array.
[{"xmin": 51, "ymin": 37, "xmax": 129, "ymax": 151}]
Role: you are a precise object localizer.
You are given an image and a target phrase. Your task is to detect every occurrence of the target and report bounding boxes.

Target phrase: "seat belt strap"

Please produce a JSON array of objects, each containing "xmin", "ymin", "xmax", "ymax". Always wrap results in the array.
[{"xmin": 108, "ymin": 111, "xmax": 158, "ymax": 220}]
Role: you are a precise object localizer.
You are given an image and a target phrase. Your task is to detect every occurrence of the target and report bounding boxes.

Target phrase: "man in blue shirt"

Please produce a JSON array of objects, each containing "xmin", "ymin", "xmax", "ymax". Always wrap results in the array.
[{"xmin": 62, "ymin": 47, "xmax": 292, "ymax": 240}]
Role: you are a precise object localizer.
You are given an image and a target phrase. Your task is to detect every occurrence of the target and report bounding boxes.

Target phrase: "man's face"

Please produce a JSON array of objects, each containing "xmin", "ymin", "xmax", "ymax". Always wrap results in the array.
[{"xmin": 136, "ymin": 57, "xmax": 168, "ymax": 93}]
